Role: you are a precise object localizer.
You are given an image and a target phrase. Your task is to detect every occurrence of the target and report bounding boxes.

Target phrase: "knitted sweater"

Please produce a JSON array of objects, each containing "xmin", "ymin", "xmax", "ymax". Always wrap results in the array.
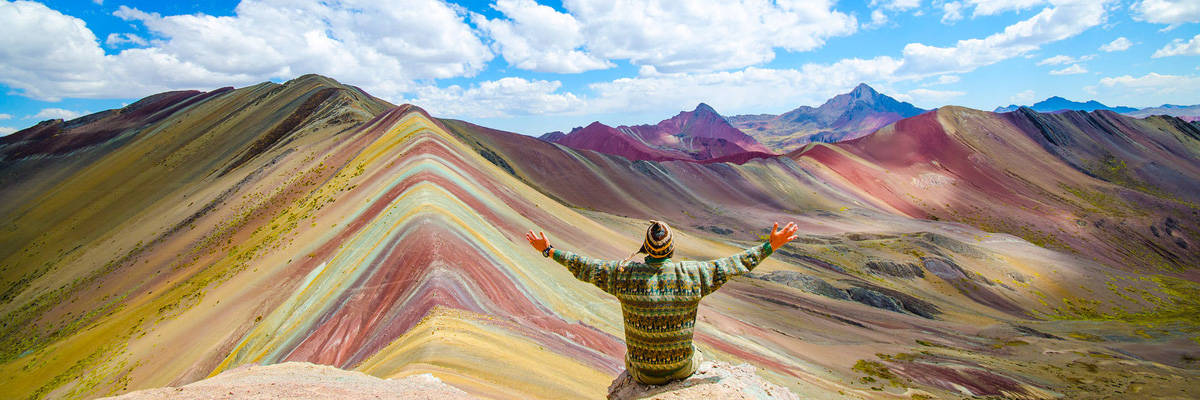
[{"xmin": 550, "ymin": 242, "xmax": 773, "ymax": 381}]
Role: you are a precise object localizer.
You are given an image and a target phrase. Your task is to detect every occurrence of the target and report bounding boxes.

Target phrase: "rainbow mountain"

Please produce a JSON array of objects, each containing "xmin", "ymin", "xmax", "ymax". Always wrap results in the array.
[{"xmin": 2, "ymin": 74, "xmax": 1199, "ymax": 399}]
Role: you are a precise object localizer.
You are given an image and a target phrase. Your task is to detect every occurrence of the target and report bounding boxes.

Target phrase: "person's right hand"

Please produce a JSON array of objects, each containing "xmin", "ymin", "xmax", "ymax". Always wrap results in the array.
[
  {"xmin": 769, "ymin": 222, "xmax": 798, "ymax": 250},
  {"xmin": 525, "ymin": 230, "xmax": 550, "ymax": 252}
]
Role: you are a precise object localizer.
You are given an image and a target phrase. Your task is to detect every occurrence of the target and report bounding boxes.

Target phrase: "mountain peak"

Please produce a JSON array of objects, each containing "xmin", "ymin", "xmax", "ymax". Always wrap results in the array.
[
  {"xmin": 693, "ymin": 102, "xmax": 718, "ymax": 115},
  {"xmin": 851, "ymin": 83, "xmax": 878, "ymax": 97}
]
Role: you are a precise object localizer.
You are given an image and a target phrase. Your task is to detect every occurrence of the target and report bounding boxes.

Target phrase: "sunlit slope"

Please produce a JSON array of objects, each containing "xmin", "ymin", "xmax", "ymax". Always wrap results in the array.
[
  {"xmin": 0, "ymin": 74, "xmax": 394, "ymax": 398},
  {"xmin": 1, "ymin": 75, "xmax": 1198, "ymax": 400},
  {"xmin": 794, "ymin": 106, "xmax": 1200, "ymax": 272},
  {"xmin": 433, "ymin": 117, "xmax": 1200, "ymax": 399}
]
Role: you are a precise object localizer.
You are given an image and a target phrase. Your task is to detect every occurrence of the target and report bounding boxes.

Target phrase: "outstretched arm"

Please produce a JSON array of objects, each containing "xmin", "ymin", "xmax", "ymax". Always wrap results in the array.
[
  {"xmin": 525, "ymin": 230, "xmax": 616, "ymax": 294},
  {"xmin": 698, "ymin": 222, "xmax": 799, "ymax": 296}
]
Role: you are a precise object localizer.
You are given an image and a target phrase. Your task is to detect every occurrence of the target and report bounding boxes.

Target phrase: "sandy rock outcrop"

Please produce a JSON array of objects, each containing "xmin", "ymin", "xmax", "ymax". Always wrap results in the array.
[
  {"xmin": 103, "ymin": 362, "xmax": 473, "ymax": 400},
  {"xmin": 606, "ymin": 361, "xmax": 798, "ymax": 400}
]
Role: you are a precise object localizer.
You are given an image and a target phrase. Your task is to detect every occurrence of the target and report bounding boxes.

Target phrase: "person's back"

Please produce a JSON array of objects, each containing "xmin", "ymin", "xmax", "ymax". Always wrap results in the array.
[{"xmin": 526, "ymin": 220, "xmax": 798, "ymax": 385}]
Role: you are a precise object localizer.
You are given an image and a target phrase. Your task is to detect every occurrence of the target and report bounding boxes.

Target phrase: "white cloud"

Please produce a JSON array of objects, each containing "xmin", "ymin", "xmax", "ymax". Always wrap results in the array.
[
  {"xmin": 472, "ymin": 0, "xmax": 610, "ymax": 73},
  {"xmin": 1097, "ymin": 73, "xmax": 1200, "ymax": 104},
  {"xmin": 410, "ymin": 77, "xmax": 584, "ymax": 118},
  {"xmin": 0, "ymin": 0, "xmax": 493, "ymax": 101},
  {"xmin": 419, "ymin": 0, "xmax": 1113, "ymax": 118},
  {"xmin": 1152, "ymin": 34, "xmax": 1200, "ymax": 57},
  {"xmin": 1037, "ymin": 54, "xmax": 1094, "ymax": 65},
  {"xmin": 941, "ymin": 1, "xmax": 964, "ymax": 24},
  {"xmin": 0, "ymin": 113, "xmax": 11, "ymax": 120},
  {"xmin": 31, "ymin": 108, "xmax": 84, "ymax": 120},
  {"xmin": 0, "ymin": 126, "xmax": 17, "ymax": 136},
  {"xmin": 583, "ymin": 58, "xmax": 905, "ymax": 115},
  {"xmin": 969, "ymin": 0, "xmax": 1046, "ymax": 16},
  {"xmin": 1010, "ymin": 89, "xmax": 1036, "ymax": 103},
  {"xmin": 1050, "ymin": 64, "xmax": 1087, "ymax": 75},
  {"xmin": 560, "ymin": 0, "xmax": 858, "ymax": 73},
  {"xmin": 105, "ymin": 32, "xmax": 148, "ymax": 47},
  {"xmin": 871, "ymin": 0, "xmax": 920, "ymax": 11},
  {"xmin": 866, "ymin": 9, "xmax": 889, "ymax": 29},
  {"xmin": 906, "ymin": 88, "xmax": 966, "ymax": 105},
  {"xmin": 1131, "ymin": 0, "xmax": 1200, "ymax": 27},
  {"xmin": 1099, "ymin": 37, "xmax": 1132, "ymax": 52},
  {"xmin": 897, "ymin": 0, "xmax": 1109, "ymax": 78},
  {"xmin": 933, "ymin": 75, "xmax": 961, "ymax": 84},
  {"xmin": 92, "ymin": 0, "xmax": 102, "ymax": 5}
]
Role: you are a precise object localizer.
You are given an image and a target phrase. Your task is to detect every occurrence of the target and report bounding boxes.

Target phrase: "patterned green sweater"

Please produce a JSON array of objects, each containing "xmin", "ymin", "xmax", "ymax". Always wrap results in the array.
[{"xmin": 551, "ymin": 242, "xmax": 773, "ymax": 381}]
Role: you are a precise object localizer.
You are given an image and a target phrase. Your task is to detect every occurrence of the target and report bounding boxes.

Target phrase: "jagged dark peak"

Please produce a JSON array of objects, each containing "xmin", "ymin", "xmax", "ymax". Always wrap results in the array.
[
  {"xmin": 693, "ymin": 102, "xmax": 719, "ymax": 115},
  {"xmin": 538, "ymin": 131, "xmax": 566, "ymax": 142},
  {"xmin": 850, "ymin": 83, "xmax": 879, "ymax": 97}
]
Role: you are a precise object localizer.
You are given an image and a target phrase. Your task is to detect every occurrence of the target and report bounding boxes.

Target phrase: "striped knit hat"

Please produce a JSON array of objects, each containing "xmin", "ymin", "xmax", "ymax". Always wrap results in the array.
[{"xmin": 639, "ymin": 220, "xmax": 674, "ymax": 259}]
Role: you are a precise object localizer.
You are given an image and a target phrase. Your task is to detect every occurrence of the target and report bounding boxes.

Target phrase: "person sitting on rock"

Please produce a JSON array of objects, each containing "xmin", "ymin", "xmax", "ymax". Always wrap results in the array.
[{"xmin": 524, "ymin": 220, "xmax": 799, "ymax": 385}]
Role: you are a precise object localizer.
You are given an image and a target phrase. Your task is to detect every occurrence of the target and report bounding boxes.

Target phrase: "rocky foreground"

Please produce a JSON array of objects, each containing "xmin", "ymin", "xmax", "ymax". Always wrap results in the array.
[
  {"xmin": 103, "ymin": 362, "xmax": 472, "ymax": 400},
  {"xmin": 103, "ymin": 361, "xmax": 796, "ymax": 400}
]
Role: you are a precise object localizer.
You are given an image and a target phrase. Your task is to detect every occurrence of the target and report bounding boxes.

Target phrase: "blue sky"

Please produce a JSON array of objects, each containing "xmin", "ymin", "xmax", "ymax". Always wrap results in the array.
[{"xmin": 1, "ymin": 0, "xmax": 1198, "ymax": 136}]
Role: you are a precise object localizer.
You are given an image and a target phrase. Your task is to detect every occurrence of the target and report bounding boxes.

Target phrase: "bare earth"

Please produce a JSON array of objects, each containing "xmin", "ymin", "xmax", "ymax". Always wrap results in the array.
[
  {"xmin": 607, "ymin": 361, "xmax": 799, "ymax": 400},
  {"xmin": 101, "ymin": 362, "xmax": 474, "ymax": 400}
]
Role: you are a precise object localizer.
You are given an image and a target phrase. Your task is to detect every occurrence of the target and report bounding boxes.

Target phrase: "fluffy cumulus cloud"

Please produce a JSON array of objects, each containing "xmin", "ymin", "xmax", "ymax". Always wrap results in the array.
[
  {"xmin": 0, "ymin": 126, "xmax": 17, "ymax": 136},
  {"xmin": 1100, "ymin": 37, "xmax": 1132, "ymax": 52},
  {"xmin": 1152, "ymin": 34, "xmax": 1200, "ymax": 57},
  {"xmin": 585, "ymin": 57, "xmax": 905, "ymax": 114},
  {"xmin": 1050, "ymin": 64, "xmax": 1087, "ymax": 75},
  {"xmin": 1037, "ymin": 54, "xmax": 1093, "ymax": 65},
  {"xmin": 471, "ymin": 0, "xmax": 610, "ymax": 73},
  {"xmin": 1097, "ymin": 73, "xmax": 1200, "ymax": 104},
  {"xmin": 1100, "ymin": 73, "xmax": 1200, "ymax": 91},
  {"xmin": 871, "ymin": 0, "xmax": 921, "ymax": 11},
  {"xmin": 556, "ymin": 0, "xmax": 858, "ymax": 73},
  {"xmin": 411, "ymin": 77, "xmax": 585, "ymax": 118},
  {"xmin": 0, "ymin": 0, "xmax": 492, "ymax": 101},
  {"xmin": 1010, "ymin": 89, "xmax": 1036, "ymax": 103},
  {"xmin": 904, "ymin": 88, "xmax": 966, "ymax": 105},
  {"xmin": 969, "ymin": 0, "xmax": 1046, "ymax": 16},
  {"xmin": 440, "ymin": 0, "xmax": 1111, "ymax": 117},
  {"xmin": 941, "ymin": 1, "xmax": 964, "ymax": 24},
  {"xmin": 31, "ymin": 108, "xmax": 84, "ymax": 120},
  {"xmin": 1131, "ymin": 0, "xmax": 1200, "ymax": 27},
  {"xmin": 105, "ymin": 32, "xmax": 147, "ymax": 47},
  {"xmin": 933, "ymin": 75, "xmax": 961, "ymax": 84},
  {"xmin": 897, "ymin": 0, "xmax": 1109, "ymax": 78}
]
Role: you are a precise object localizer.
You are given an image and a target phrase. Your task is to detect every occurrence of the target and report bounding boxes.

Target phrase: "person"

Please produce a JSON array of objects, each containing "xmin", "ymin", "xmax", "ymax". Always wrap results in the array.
[{"xmin": 524, "ymin": 220, "xmax": 799, "ymax": 385}]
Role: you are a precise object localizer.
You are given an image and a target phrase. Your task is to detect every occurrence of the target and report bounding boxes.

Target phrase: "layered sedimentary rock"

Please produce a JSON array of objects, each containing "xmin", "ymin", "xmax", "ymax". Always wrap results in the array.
[{"xmin": 2, "ymin": 75, "xmax": 1199, "ymax": 400}]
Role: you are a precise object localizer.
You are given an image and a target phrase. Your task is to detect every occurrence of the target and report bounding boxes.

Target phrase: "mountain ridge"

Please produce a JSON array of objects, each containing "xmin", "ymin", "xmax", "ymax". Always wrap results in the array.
[
  {"xmin": 728, "ymin": 83, "xmax": 926, "ymax": 152},
  {"xmin": 994, "ymin": 96, "xmax": 1137, "ymax": 113},
  {"xmin": 2, "ymin": 74, "xmax": 1199, "ymax": 400},
  {"xmin": 545, "ymin": 102, "xmax": 773, "ymax": 162}
]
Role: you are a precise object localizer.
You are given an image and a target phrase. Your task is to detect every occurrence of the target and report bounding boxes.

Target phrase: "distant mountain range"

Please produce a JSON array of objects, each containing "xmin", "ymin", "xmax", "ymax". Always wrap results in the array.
[
  {"xmin": 1124, "ymin": 104, "xmax": 1200, "ymax": 122},
  {"xmin": 728, "ymin": 83, "xmax": 926, "ymax": 152},
  {"xmin": 539, "ymin": 103, "xmax": 773, "ymax": 163},
  {"xmin": 995, "ymin": 96, "xmax": 1137, "ymax": 113}
]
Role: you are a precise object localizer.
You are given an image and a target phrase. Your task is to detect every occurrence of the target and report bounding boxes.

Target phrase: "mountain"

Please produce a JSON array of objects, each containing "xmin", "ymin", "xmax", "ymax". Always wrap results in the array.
[
  {"xmin": 3, "ymin": 75, "xmax": 1200, "ymax": 400},
  {"xmin": 1124, "ymin": 104, "xmax": 1200, "ymax": 121},
  {"xmin": 546, "ymin": 103, "xmax": 773, "ymax": 162},
  {"xmin": 537, "ymin": 130, "xmax": 566, "ymax": 142},
  {"xmin": 793, "ymin": 106, "xmax": 1200, "ymax": 272},
  {"xmin": 995, "ymin": 96, "xmax": 1137, "ymax": 113},
  {"xmin": 729, "ymin": 83, "xmax": 925, "ymax": 152}
]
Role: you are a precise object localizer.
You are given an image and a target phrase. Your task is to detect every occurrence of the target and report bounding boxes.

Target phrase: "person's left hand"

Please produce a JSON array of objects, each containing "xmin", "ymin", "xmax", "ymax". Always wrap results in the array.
[
  {"xmin": 525, "ymin": 230, "xmax": 550, "ymax": 252},
  {"xmin": 769, "ymin": 222, "xmax": 799, "ymax": 250}
]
